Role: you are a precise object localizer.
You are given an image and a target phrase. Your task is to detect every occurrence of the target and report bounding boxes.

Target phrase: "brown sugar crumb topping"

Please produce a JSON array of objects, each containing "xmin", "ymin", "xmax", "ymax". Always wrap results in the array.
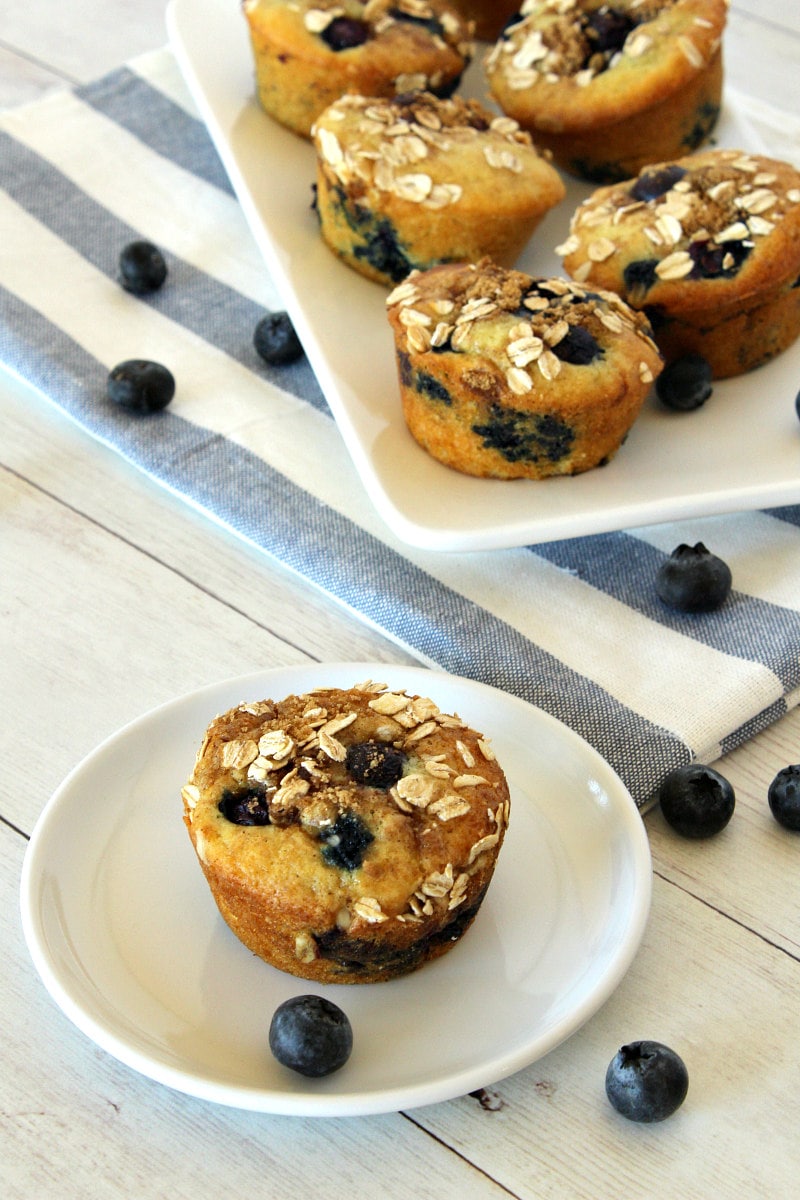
[
  {"xmin": 297, "ymin": 0, "xmax": 474, "ymax": 58},
  {"xmin": 485, "ymin": 0, "xmax": 716, "ymax": 91},
  {"xmin": 315, "ymin": 92, "xmax": 537, "ymax": 208},
  {"xmin": 560, "ymin": 151, "xmax": 800, "ymax": 283},
  {"xmin": 387, "ymin": 260, "xmax": 658, "ymax": 390}
]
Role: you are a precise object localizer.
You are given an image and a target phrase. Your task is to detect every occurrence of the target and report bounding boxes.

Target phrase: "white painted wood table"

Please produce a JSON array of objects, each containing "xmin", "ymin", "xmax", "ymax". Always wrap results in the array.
[{"xmin": 3, "ymin": 3, "xmax": 800, "ymax": 1197}]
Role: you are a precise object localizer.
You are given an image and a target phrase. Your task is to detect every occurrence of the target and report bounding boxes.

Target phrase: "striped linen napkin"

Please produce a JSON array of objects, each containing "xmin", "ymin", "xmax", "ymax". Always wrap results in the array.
[{"xmin": 3, "ymin": 47, "xmax": 800, "ymax": 811}]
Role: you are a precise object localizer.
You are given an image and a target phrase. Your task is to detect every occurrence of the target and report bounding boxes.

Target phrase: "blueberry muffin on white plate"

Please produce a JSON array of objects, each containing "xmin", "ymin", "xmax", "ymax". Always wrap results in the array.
[
  {"xmin": 312, "ymin": 90, "xmax": 566, "ymax": 285},
  {"xmin": 386, "ymin": 257, "xmax": 662, "ymax": 479},
  {"xmin": 243, "ymin": 0, "xmax": 474, "ymax": 138},
  {"xmin": 558, "ymin": 148, "xmax": 800, "ymax": 377},
  {"xmin": 484, "ymin": 0, "xmax": 728, "ymax": 182},
  {"xmin": 181, "ymin": 681, "xmax": 510, "ymax": 984}
]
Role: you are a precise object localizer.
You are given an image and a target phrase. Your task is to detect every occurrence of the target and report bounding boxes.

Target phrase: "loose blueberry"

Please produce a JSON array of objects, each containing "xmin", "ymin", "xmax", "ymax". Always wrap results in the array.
[
  {"xmin": 269, "ymin": 995, "xmax": 353, "ymax": 1078},
  {"xmin": 794, "ymin": 389, "xmax": 800, "ymax": 423},
  {"xmin": 630, "ymin": 164, "xmax": 687, "ymax": 203},
  {"xmin": 655, "ymin": 542, "xmax": 732, "ymax": 612},
  {"xmin": 320, "ymin": 16, "xmax": 369, "ymax": 50},
  {"xmin": 320, "ymin": 810, "xmax": 374, "ymax": 870},
  {"xmin": 254, "ymin": 312, "xmax": 304, "ymax": 365},
  {"xmin": 346, "ymin": 741, "xmax": 407, "ymax": 789},
  {"xmin": 218, "ymin": 787, "xmax": 271, "ymax": 826},
  {"xmin": 658, "ymin": 763, "xmax": 735, "ymax": 838},
  {"xmin": 656, "ymin": 354, "xmax": 713, "ymax": 411},
  {"xmin": 118, "ymin": 240, "xmax": 168, "ymax": 294},
  {"xmin": 767, "ymin": 764, "xmax": 800, "ymax": 831},
  {"xmin": 605, "ymin": 1041, "xmax": 689, "ymax": 1122},
  {"xmin": 107, "ymin": 359, "xmax": 175, "ymax": 414}
]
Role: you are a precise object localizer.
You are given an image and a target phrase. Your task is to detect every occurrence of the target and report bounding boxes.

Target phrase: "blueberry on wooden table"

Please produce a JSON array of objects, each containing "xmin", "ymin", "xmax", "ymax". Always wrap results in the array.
[
  {"xmin": 254, "ymin": 312, "xmax": 304, "ymax": 365},
  {"xmin": 269, "ymin": 995, "xmax": 353, "ymax": 1077},
  {"xmin": 767, "ymin": 764, "xmax": 800, "ymax": 830},
  {"xmin": 658, "ymin": 763, "xmax": 735, "ymax": 838},
  {"xmin": 118, "ymin": 240, "xmax": 168, "ymax": 294},
  {"xmin": 605, "ymin": 1041, "xmax": 689, "ymax": 1122},
  {"xmin": 107, "ymin": 360, "xmax": 175, "ymax": 414},
  {"xmin": 655, "ymin": 542, "xmax": 732, "ymax": 612},
  {"xmin": 656, "ymin": 354, "xmax": 713, "ymax": 411}
]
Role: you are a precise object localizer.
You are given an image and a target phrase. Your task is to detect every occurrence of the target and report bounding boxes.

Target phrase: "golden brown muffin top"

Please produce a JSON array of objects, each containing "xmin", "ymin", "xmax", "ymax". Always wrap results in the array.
[
  {"xmin": 485, "ymin": 0, "xmax": 728, "ymax": 126},
  {"xmin": 387, "ymin": 258, "xmax": 662, "ymax": 393},
  {"xmin": 558, "ymin": 149, "xmax": 800, "ymax": 311},
  {"xmin": 245, "ymin": 0, "xmax": 475, "ymax": 64},
  {"xmin": 313, "ymin": 90, "xmax": 565, "ymax": 211}
]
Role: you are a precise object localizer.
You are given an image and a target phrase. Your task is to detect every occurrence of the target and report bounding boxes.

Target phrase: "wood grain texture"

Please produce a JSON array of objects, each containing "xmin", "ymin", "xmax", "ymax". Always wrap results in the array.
[{"xmin": 2, "ymin": 3, "xmax": 800, "ymax": 1197}]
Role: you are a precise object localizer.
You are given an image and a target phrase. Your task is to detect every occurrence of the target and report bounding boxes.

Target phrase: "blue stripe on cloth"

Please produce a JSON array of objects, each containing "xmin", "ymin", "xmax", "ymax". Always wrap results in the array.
[
  {"xmin": 764, "ymin": 504, "xmax": 800, "ymax": 528},
  {"xmin": 75, "ymin": 66, "xmax": 234, "ymax": 196},
  {"xmin": 719, "ymin": 698, "xmax": 789, "ymax": 757},
  {"xmin": 0, "ymin": 283, "xmax": 689, "ymax": 808},
  {"xmin": 531, "ymin": 533, "xmax": 800, "ymax": 692},
  {"xmin": 0, "ymin": 130, "xmax": 330, "ymax": 414}
]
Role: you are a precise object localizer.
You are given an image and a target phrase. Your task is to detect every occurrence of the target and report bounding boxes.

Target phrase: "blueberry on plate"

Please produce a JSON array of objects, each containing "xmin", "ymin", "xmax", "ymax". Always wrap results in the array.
[
  {"xmin": 794, "ymin": 389, "xmax": 800, "ymax": 423},
  {"xmin": 107, "ymin": 359, "xmax": 175, "ymax": 414},
  {"xmin": 658, "ymin": 762, "xmax": 735, "ymax": 838},
  {"xmin": 655, "ymin": 542, "xmax": 732, "ymax": 612},
  {"xmin": 605, "ymin": 1041, "xmax": 689, "ymax": 1122},
  {"xmin": 656, "ymin": 354, "xmax": 713, "ymax": 411},
  {"xmin": 767, "ymin": 764, "xmax": 800, "ymax": 831},
  {"xmin": 269, "ymin": 995, "xmax": 353, "ymax": 1077},
  {"xmin": 254, "ymin": 312, "xmax": 304, "ymax": 365},
  {"xmin": 118, "ymin": 240, "xmax": 168, "ymax": 294}
]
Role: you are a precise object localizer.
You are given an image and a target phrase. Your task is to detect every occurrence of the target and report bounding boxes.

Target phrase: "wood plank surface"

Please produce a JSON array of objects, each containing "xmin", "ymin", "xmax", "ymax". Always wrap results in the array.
[{"xmin": 3, "ymin": 2, "xmax": 800, "ymax": 1197}]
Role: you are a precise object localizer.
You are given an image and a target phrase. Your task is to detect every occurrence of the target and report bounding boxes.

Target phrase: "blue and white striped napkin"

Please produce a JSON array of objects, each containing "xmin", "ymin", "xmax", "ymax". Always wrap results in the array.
[{"xmin": 3, "ymin": 48, "xmax": 800, "ymax": 811}]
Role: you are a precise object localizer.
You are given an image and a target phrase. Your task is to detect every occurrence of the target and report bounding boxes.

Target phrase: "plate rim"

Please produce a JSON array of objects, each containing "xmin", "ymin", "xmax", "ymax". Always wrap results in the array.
[{"xmin": 20, "ymin": 661, "xmax": 652, "ymax": 1116}]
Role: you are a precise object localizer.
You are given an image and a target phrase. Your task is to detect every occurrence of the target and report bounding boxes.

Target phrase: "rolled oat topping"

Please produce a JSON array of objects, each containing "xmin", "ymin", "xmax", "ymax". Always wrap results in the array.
[
  {"xmin": 387, "ymin": 259, "xmax": 658, "ymax": 384},
  {"xmin": 314, "ymin": 91, "xmax": 537, "ymax": 210},
  {"xmin": 299, "ymin": 0, "xmax": 474, "ymax": 59},
  {"xmin": 485, "ymin": 0, "xmax": 721, "ymax": 90},
  {"xmin": 560, "ymin": 150, "xmax": 800, "ymax": 284}
]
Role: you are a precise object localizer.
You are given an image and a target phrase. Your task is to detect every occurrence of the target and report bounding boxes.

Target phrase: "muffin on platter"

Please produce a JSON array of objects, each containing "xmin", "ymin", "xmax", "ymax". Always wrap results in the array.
[
  {"xmin": 484, "ymin": 0, "xmax": 728, "ymax": 182},
  {"xmin": 386, "ymin": 258, "xmax": 663, "ymax": 479},
  {"xmin": 243, "ymin": 0, "xmax": 475, "ymax": 138},
  {"xmin": 181, "ymin": 681, "xmax": 510, "ymax": 984},
  {"xmin": 450, "ymin": 0, "xmax": 521, "ymax": 41},
  {"xmin": 558, "ymin": 148, "xmax": 800, "ymax": 377},
  {"xmin": 312, "ymin": 89, "xmax": 566, "ymax": 285}
]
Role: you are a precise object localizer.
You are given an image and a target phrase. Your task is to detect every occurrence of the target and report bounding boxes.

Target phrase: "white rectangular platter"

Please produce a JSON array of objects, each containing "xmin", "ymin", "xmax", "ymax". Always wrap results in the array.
[{"xmin": 168, "ymin": 0, "xmax": 800, "ymax": 552}]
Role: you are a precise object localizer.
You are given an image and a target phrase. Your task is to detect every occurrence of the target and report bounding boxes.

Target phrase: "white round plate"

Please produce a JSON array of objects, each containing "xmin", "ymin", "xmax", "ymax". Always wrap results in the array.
[{"xmin": 20, "ymin": 663, "xmax": 651, "ymax": 1117}]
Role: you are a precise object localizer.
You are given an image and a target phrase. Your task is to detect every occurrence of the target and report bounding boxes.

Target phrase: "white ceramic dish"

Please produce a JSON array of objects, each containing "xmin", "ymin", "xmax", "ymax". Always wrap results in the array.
[
  {"xmin": 167, "ymin": 0, "xmax": 800, "ymax": 553},
  {"xmin": 20, "ymin": 663, "xmax": 650, "ymax": 1117}
]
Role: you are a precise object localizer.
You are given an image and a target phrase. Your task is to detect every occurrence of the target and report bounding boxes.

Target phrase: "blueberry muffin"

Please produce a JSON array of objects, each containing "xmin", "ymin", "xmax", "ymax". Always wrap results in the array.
[
  {"xmin": 181, "ymin": 681, "xmax": 510, "ymax": 984},
  {"xmin": 484, "ymin": 0, "xmax": 727, "ymax": 182},
  {"xmin": 558, "ymin": 149, "xmax": 800, "ymax": 377},
  {"xmin": 243, "ymin": 0, "xmax": 474, "ymax": 138},
  {"xmin": 386, "ymin": 258, "xmax": 662, "ymax": 478},
  {"xmin": 450, "ymin": 0, "xmax": 520, "ymax": 41},
  {"xmin": 312, "ymin": 90, "xmax": 566, "ymax": 285}
]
